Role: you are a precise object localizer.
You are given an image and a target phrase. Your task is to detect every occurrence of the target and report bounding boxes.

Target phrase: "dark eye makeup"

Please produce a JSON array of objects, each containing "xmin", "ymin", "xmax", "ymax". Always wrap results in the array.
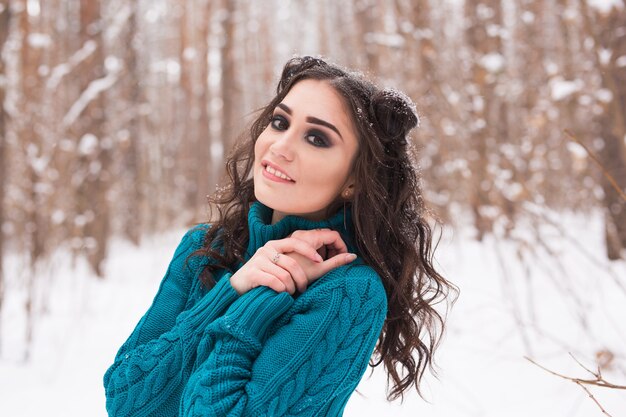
[{"xmin": 269, "ymin": 113, "xmax": 331, "ymax": 148}]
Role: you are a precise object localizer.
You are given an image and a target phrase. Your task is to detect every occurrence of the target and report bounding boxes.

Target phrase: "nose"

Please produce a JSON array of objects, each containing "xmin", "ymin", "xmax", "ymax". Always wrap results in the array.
[{"xmin": 269, "ymin": 130, "xmax": 295, "ymax": 161}]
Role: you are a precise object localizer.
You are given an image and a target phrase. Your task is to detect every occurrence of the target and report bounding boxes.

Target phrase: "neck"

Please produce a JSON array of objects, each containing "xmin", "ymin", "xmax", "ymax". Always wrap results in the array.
[
  {"xmin": 270, "ymin": 210, "xmax": 284, "ymax": 225},
  {"xmin": 270, "ymin": 207, "xmax": 331, "ymax": 225}
]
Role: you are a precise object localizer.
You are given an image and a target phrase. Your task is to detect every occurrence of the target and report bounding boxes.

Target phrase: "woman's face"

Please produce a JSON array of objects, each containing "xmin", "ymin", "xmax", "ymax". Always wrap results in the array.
[{"xmin": 253, "ymin": 79, "xmax": 359, "ymax": 223}]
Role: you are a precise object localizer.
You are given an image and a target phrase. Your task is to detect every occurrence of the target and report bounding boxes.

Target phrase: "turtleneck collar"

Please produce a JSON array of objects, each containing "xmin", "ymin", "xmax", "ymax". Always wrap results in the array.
[{"xmin": 244, "ymin": 200, "xmax": 358, "ymax": 262}]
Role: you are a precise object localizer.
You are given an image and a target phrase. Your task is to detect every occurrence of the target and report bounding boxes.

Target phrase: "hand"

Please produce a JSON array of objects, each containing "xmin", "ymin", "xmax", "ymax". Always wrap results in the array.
[
  {"xmin": 229, "ymin": 230, "xmax": 357, "ymax": 296},
  {"xmin": 289, "ymin": 228, "xmax": 350, "ymax": 261},
  {"xmin": 283, "ymin": 229, "xmax": 357, "ymax": 293},
  {"xmin": 230, "ymin": 237, "xmax": 324, "ymax": 296}
]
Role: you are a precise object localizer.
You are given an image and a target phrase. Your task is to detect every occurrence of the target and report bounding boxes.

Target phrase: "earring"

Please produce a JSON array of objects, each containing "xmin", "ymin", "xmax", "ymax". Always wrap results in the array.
[{"xmin": 342, "ymin": 189, "xmax": 352, "ymax": 230}]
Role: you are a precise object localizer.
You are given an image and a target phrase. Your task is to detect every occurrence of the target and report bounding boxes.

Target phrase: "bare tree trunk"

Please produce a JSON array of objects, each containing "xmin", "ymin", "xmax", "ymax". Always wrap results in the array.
[
  {"xmin": 118, "ymin": 1, "xmax": 142, "ymax": 245},
  {"xmin": 220, "ymin": 0, "xmax": 238, "ymax": 157},
  {"xmin": 464, "ymin": 0, "xmax": 507, "ymax": 240},
  {"xmin": 194, "ymin": 0, "xmax": 213, "ymax": 220},
  {"xmin": 17, "ymin": 0, "xmax": 47, "ymax": 360},
  {"xmin": 393, "ymin": 0, "xmax": 458, "ymax": 222},
  {"xmin": 353, "ymin": 0, "xmax": 381, "ymax": 73},
  {"xmin": 317, "ymin": 0, "xmax": 329, "ymax": 56},
  {"xmin": 0, "ymin": 0, "xmax": 11, "ymax": 356},
  {"xmin": 555, "ymin": 0, "xmax": 580, "ymax": 129},
  {"xmin": 579, "ymin": 0, "xmax": 626, "ymax": 259},
  {"xmin": 178, "ymin": 0, "xmax": 197, "ymax": 212},
  {"xmin": 72, "ymin": 0, "xmax": 111, "ymax": 277}
]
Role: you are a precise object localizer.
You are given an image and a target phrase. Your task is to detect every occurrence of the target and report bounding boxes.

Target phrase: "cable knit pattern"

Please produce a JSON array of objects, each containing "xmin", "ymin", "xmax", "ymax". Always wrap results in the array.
[
  {"xmin": 103, "ymin": 201, "xmax": 388, "ymax": 417},
  {"xmin": 180, "ymin": 266, "xmax": 386, "ymax": 417}
]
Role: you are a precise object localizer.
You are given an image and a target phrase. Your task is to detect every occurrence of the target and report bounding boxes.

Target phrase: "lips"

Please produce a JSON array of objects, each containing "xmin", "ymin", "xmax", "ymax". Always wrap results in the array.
[{"xmin": 262, "ymin": 160, "xmax": 295, "ymax": 182}]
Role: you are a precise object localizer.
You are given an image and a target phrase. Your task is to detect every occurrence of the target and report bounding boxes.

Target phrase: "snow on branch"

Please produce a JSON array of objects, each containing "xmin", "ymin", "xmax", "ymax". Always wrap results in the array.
[
  {"xmin": 104, "ymin": 4, "xmax": 133, "ymax": 44},
  {"xmin": 62, "ymin": 67, "xmax": 121, "ymax": 127},
  {"xmin": 47, "ymin": 40, "xmax": 98, "ymax": 90}
]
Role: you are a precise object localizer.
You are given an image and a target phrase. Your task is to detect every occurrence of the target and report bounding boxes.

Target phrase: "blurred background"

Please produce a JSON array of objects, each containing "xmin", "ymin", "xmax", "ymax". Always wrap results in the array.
[{"xmin": 0, "ymin": 0, "xmax": 625, "ymax": 416}]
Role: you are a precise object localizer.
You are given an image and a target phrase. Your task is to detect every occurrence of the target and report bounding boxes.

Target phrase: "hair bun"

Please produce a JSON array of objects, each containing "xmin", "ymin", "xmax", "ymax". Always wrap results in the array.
[{"xmin": 369, "ymin": 88, "xmax": 419, "ymax": 146}]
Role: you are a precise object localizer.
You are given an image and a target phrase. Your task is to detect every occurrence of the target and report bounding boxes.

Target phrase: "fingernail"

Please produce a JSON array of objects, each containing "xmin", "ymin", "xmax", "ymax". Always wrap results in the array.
[
  {"xmin": 316, "ymin": 253, "xmax": 324, "ymax": 262},
  {"xmin": 345, "ymin": 253, "xmax": 357, "ymax": 262}
]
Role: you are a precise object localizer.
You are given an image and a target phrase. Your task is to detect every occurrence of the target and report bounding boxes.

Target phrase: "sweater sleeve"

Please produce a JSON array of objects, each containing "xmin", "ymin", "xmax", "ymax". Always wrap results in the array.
[
  {"xmin": 103, "ymin": 225, "xmax": 243, "ymax": 417},
  {"xmin": 111, "ymin": 225, "xmax": 206, "ymax": 354},
  {"xmin": 179, "ymin": 264, "xmax": 388, "ymax": 417}
]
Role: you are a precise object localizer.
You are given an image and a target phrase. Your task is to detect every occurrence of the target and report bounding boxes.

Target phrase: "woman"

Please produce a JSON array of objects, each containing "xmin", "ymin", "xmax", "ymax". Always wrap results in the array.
[{"xmin": 103, "ymin": 56, "xmax": 457, "ymax": 416}]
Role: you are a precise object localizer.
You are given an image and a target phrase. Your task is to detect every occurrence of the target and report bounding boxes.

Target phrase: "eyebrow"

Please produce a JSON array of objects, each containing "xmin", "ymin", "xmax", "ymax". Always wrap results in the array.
[{"xmin": 277, "ymin": 103, "xmax": 344, "ymax": 141}]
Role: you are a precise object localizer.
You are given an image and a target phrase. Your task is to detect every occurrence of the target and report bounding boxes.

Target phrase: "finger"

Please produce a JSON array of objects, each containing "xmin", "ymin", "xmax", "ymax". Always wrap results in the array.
[
  {"xmin": 326, "ymin": 244, "xmax": 340, "ymax": 260},
  {"xmin": 292, "ymin": 229, "xmax": 348, "ymax": 255},
  {"xmin": 316, "ymin": 253, "xmax": 357, "ymax": 277},
  {"xmin": 254, "ymin": 271, "xmax": 288, "ymax": 294},
  {"xmin": 317, "ymin": 245, "xmax": 328, "ymax": 261},
  {"xmin": 260, "ymin": 258, "xmax": 297, "ymax": 295},
  {"xmin": 277, "ymin": 254, "xmax": 309, "ymax": 293},
  {"xmin": 316, "ymin": 230, "xmax": 348, "ymax": 255},
  {"xmin": 266, "ymin": 238, "xmax": 323, "ymax": 263}
]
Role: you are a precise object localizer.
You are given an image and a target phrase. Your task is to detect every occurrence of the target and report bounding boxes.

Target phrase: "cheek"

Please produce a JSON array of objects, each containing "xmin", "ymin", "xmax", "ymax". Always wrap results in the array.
[
  {"xmin": 299, "ymin": 153, "xmax": 349, "ymax": 191},
  {"xmin": 254, "ymin": 134, "xmax": 268, "ymax": 161}
]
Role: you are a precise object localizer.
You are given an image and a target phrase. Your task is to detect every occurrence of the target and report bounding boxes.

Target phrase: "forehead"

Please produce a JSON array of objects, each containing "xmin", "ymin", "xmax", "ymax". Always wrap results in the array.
[{"xmin": 281, "ymin": 79, "xmax": 355, "ymax": 136}]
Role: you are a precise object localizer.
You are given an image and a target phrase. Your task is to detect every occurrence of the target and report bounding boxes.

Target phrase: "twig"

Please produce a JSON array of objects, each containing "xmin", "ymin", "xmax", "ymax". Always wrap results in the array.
[
  {"xmin": 525, "ymin": 354, "xmax": 626, "ymax": 417},
  {"xmin": 520, "ymin": 200, "xmax": 626, "ymax": 296},
  {"xmin": 525, "ymin": 355, "xmax": 626, "ymax": 389},
  {"xmin": 569, "ymin": 351, "xmax": 602, "ymax": 379},
  {"xmin": 574, "ymin": 381, "xmax": 615, "ymax": 417},
  {"xmin": 563, "ymin": 129, "xmax": 626, "ymax": 202}
]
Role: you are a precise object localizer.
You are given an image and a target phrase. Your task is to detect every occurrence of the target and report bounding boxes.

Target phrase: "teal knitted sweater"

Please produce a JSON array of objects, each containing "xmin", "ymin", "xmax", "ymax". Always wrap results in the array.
[{"xmin": 103, "ymin": 201, "xmax": 388, "ymax": 416}]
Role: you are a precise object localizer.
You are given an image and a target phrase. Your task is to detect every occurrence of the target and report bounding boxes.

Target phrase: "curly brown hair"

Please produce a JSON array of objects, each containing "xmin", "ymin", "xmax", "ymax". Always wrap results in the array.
[{"xmin": 188, "ymin": 55, "xmax": 459, "ymax": 402}]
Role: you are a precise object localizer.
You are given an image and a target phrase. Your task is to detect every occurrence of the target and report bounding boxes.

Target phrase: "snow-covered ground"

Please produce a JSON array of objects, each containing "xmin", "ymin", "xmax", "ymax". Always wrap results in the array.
[{"xmin": 1, "ymin": 208, "xmax": 625, "ymax": 416}]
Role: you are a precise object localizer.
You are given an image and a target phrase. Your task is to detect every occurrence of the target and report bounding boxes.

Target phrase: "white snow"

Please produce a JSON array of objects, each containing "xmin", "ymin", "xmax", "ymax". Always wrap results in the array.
[
  {"xmin": 27, "ymin": 33, "xmax": 51, "ymax": 49},
  {"xmin": 479, "ymin": 53, "xmax": 505, "ymax": 73},
  {"xmin": 104, "ymin": 4, "xmax": 133, "ymax": 44},
  {"xmin": 521, "ymin": 11, "xmax": 535, "ymax": 24},
  {"xmin": 587, "ymin": 0, "xmax": 624, "ymax": 14},
  {"xmin": 550, "ymin": 77, "xmax": 583, "ymax": 101},
  {"xmin": 47, "ymin": 40, "xmax": 98, "ymax": 90},
  {"xmin": 566, "ymin": 141, "xmax": 587, "ymax": 159},
  {"xmin": 26, "ymin": 0, "xmax": 40, "ymax": 17},
  {"xmin": 1, "ymin": 209, "xmax": 625, "ymax": 416},
  {"xmin": 364, "ymin": 32, "xmax": 404, "ymax": 48},
  {"xmin": 78, "ymin": 133, "xmax": 99, "ymax": 155},
  {"xmin": 545, "ymin": 61, "xmax": 559, "ymax": 76},
  {"xmin": 595, "ymin": 88, "xmax": 613, "ymax": 103},
  {"xmin": 51, "ymin": 209, "xmax": 65, "ymax": 225},
  {"xmin": 104, "ymin": 56, "xmax": 122, "ymax": 73},
  {"xmin": 149, "ymin": 59, "xmax": 181, "ymax": 83},
  {"xmin": 476, "ymin": 4, "xmax": 495, "ymax": 20},
  {"xmin": 599, "ymin": 48, "xmax": 612, "ymax": 66},
  {"xmin": 183, "ymin": 47, "xmax": 197, "ymax": 61},
  {"xmin": 62, "ymin": 68, "xmax": 121, "ymax": 127}
]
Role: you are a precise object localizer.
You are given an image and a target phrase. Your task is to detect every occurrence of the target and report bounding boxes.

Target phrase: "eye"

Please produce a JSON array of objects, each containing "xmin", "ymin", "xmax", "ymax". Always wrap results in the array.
[
  {"xmin": 306, "ymin": 130, "xmax": 330, "ymax": 148},
  {"xmin": 270, "ymin": 115, "xmax": 288, "ymax": 131}
]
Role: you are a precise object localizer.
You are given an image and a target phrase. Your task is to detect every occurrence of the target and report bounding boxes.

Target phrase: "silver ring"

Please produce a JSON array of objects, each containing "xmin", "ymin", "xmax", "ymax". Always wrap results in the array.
[{"xmin": 271, "ymin": 251, "xmax": 281, "ymax": 264}]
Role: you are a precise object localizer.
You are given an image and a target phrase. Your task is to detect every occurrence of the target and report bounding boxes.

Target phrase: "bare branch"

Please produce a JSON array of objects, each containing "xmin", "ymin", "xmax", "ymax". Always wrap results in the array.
[
  {"xmin": 525, "ymin": 354, "xmax": 626, "ymax": 417},
  {"xmin": 563, "ymin": 129, "xmax": 626, "ymax": 202},
  {"xmin": 574, "ymin": 381, "xmax": 615, "ymax": 417},
  {"xmin": 525, "ymin": 355, "xmax": 626, "ymax": 389}
]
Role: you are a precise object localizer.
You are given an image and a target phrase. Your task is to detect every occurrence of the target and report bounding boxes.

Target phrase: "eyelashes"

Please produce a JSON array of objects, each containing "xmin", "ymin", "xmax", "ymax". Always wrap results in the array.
[
  {"xmin": 270, "ymin": 114, "xmax": 289, "ymax": 131},
  {"xmin": 269, "ymin": 114, "xmax": 331, "ymax": 148}
]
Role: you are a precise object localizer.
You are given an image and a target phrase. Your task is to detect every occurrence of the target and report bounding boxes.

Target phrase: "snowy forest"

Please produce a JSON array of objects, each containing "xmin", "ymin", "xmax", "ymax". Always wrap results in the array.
[{"xmin": 0, "ymin": 0, "xmax": 625, "ymax": 416}]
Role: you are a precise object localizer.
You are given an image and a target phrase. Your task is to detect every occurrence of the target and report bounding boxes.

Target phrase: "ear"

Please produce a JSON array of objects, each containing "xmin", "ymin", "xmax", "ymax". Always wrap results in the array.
[
  {"xmin": 341, "ymin": 176, "xmax": 356, "ymax": 200},
  {"xmin": 343, "ymin": 176, "xmax": 355, "ymax": 193},
  {"xmin": 346, "ymin": 172, "xmax": 356, "ymax": 188}
]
